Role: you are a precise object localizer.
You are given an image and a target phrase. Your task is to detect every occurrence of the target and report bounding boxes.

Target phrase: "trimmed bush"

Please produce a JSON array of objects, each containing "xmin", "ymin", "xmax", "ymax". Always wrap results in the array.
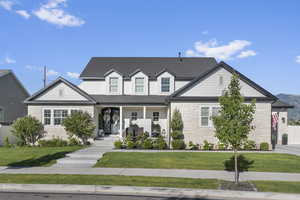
[
  {"xmin": 142, "ymin": 138, "xmax": 153, "ymax": 149},
  {"xmin": 171, "ymin": 130, "xmax": 184, "ymax": 140},
  {"xmin": 4, "ymin": 136, "xmax": 12, "ymax": 148},
  {"xmin": 260, "ymin": 142, "xmax": 269, "ymax": 151},
  {"xmin": 114, "ymin": 140, "xmax": 123, "ymax": 149},
  {"xmin": 38, "ymin": 138, "xmax": 68, "ymax": 147},
  {"xmin": 152, "ymin": 137, "xmax": 167, "ymax": 150},
  {"xmin": 126, "ymin": 141, "xmax": 136, "ymax": 149},
  {"xmin": 244, "ymin": 140, "xmax": 256, "ymax": 150},
  {"xmin": 188, "ymin": 141, "xmax": 199, "ymax": 150},
  {"xmin": 68, "ymin": 137, "xmax": 82, "ymax": 146},
  {"xmin": 203, "ymin": 140, "xmax": 214, "ymax": 150},
  {"xmin": 172, "ymin": 139, "xmax": 186, "ymax": 150},
  {"xmin": 224, "ymin": 154, "xmax": 254, "ymax": 172},
  {"xmin": 218, "ymin": 142, "xmax": 227, "ymax": 150}
]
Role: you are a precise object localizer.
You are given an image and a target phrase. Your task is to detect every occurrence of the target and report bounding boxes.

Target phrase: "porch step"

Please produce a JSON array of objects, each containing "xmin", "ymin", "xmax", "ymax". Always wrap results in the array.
[
  {"xmin": 66, "ymin": 153, "xmax": 103, "ymax": 159},
  {"xmin": 56, "ymin": 157, "xmax": 97, "ymax": 165}
]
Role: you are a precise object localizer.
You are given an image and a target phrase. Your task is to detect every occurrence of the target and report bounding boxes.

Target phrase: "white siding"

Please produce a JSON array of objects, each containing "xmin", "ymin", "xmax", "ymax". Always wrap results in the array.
[
  {"xmin": 78, "ymin": 80, "xmax": 106, "ymax": 95},
  {"xmin": 181, "ymin": 68, "xmax": 266, "ymax": 97},
  {"xmin": 36, "ymin": 82, "xmax": 88, "ymax": 101},
  {"xmin": 149, "ymin": 81, "xmax": 158, "ymax": 95},
  {"xmin": 175, "ymin": 81, "xmax": 189, "ymax": 91}
]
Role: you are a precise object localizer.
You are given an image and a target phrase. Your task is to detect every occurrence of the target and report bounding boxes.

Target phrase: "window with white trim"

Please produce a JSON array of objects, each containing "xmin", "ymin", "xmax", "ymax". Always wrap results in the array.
[
  {"xmin": 153, "ymin": 112, "xmax": 159, "ymax": 121},
  {"xmin": 54, "ymin": 109, "xmax": 68, "ymax": 125},
  {"xmin": 43, "ymin": 109, "xmax": 51, "ymax": 125},
  {"xmin": 200, "ymin": 106, "xmax": 220, "ymax": 127},
  {"xmin": 131, "ymin": 112, "xmax": 137, "ymax": 120},
  {"xmin": 109, "ymin": 77, "xmax": 118, "ymax": 93},
  {"xmin": 161, "ymin": 77, "xmax": 170, "ymax": 92},
  {"xmin": 70, "ymin": 109, "xmax": 80, "ymax": 115},
  {"xmin": 135, "ymin": 77, "xmax": 144, "ymax": 93},
  {"xmin": 0, "ymin": 107, "xmax": 4, "ymax": 122}
]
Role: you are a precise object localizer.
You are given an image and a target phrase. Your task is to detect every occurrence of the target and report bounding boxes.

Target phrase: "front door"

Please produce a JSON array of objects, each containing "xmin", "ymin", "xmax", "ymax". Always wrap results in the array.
[{"xmin": 102, "ymin": 107, "xmax": 120, "ymax": 135}]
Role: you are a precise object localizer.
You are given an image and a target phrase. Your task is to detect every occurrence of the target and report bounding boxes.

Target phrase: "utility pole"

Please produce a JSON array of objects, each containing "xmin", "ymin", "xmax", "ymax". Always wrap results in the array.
[{"xmin": 43, "ymin": 66, "xmax": 47, "ymax": 88}]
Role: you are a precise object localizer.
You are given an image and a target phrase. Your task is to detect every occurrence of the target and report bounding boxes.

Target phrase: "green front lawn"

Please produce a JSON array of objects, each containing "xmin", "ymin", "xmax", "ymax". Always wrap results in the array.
[
  {"xmin": 253, "ymin": 180, "xmax": 300, "ymax": 194},
  {"xmin": 0, "ymin": 174, "xmax": 219, "ymax": 189},
  {"xmin": 0, "ymin": 146, "xmax": 83, "ymax": 167},
  {"xmin": 95, "ymin": 152, "xmax": 300, "ymax": 173}
]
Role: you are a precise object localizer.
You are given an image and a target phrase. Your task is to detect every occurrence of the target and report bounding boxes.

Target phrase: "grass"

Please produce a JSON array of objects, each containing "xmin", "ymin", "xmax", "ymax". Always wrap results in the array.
[
  {"xmin": 0, "ymin": 174, "xmax": 218, "ymax": 189},
  {"xmin": 253, "ymin": 180, "xmax": 300, "ymax": 194},
  {"xmin": 95, "ymin": 152, "xmax": 300, "ymax": 173},
  {"xmin": 0, "ymin": 146, "xmax": 83, "ymax": 167}
]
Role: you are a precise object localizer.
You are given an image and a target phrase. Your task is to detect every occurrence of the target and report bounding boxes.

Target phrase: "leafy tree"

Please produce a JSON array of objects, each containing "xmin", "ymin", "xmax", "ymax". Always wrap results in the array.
[
  {"xmin": 12, "ymin": 116, "xmax": 44, "ymax": 146},
  {"xmin": 62, "ymin": 111, "xmax": 95, "ymax": 145},
  {"xmin": 170, "ymin": 109, "xmax": 185, "ymax": 149},
  {"xmin": 212, "ymin": 74, "xmax": 256, "ymax": 184}
]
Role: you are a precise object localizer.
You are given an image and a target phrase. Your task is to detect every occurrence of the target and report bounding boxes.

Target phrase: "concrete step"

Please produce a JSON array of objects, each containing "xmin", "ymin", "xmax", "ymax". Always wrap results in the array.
[
  {"xmin": 56, "ymin": 157, "xmax": 97, "ymax": 165},
  {"xmin": 66, "ymin": 153, "xmax": 103, "ymax": 159}
]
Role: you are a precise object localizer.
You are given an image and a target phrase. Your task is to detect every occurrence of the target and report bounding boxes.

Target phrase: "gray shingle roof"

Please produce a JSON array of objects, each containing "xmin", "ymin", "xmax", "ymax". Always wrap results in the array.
[
  {"xmin": 91, "ymin": 95, "xmax": 167, "ymax": 105},
  {"xmin": 0, "ymin": 69, "xmax": 11, "ymax": 78},
  {"xmin": 80, "ymin": 57, "xmax": 218, "ymax": 80}
]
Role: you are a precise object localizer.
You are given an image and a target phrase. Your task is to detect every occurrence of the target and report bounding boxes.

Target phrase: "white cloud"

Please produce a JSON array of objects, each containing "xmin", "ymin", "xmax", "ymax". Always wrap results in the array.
[
  {"xmin": 296, "ymin": 56, "xmax": 300, "ymax": 64},
  {"xmin": 47, "ymin": 69, "xmax": 59, "ymax": 76},
  {"xmin": 237, "ymin": 50, "xmax": 257, "ymax": 58},
  {"xmin": 33, "ymin": 0, "xmax": 85, "ymax": 27},
  {"xmin": 16, "ymin": 10, "xmax": 30, "ymax": 19},
  {"xmin": 0, "ymin": 0, "xmax": 14, "ymax": 11},
  {"xmin": 4, "ymin": 56, "xmax": 16, "ymax": 64},
  {"xmin": 202, "ymin": 30, "xmax": 208, "ymax": 35},
  {"xmin": 67, "ymin": 72, "xmax": 79, "ymax": 79},
  {"xmin": 186, "ymin": 39, "xmax": 256, "ymax": 60}
]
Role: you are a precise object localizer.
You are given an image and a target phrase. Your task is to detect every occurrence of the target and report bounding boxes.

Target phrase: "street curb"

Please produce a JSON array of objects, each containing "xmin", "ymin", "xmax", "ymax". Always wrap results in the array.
[{"xmin": 0, "ymin": 184, "xmax": 299, "ymax": 200}]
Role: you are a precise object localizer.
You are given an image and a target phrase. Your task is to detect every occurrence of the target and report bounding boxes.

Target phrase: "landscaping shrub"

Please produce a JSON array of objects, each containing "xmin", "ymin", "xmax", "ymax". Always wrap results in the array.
[
  {"xmin": 12, "ymin": 116, "xmax": 44, "ymax": 146},
  {"xmin": 217, "ymin": 142, "xmax": 227, "ymax": 150},
  {"xmin": 188, "ymin": 141, "xmax": 199, "ymax": 150},
  {"xmin": 224, "ymin": 154, "xmax": 254, "ymax": 172},
  {"xmin": 244, "ymin": 140, "xmax": 256, "ymax": 150},
  {"xmin": 203, "ymin": 140, "xmax": 214, "ymax": 150},
  {"xmin": 62, "ymin": 111, "xmax": 95, "ymax": 145},
  {"xmin": 172, "ymin": 139, "xmax": 186, "ymax": 150},
  {"xmin": 68, "ymin": 137, "xmax": 82, "ymax": 146},
  {"xmin": 142, "ymin": 138, "xmax": 153, "ymax": 149},
  {"xmin": 4, "ymin": 136, "xmax": 12, "ymax": 148},
  {"xmin": 171, "ymin": 130, "xmax": 184, "ymax": 140},
  {"xmin": 151, "ymin": 123, "xmax": 161, "ymax": 137},
  {"xmin": 152, "ymin": 137, "xmax": 167, "ymax": 150},
  {"xmin": 38, "ymin": 137, "xmax": 68, "ymax": 147},
  {"xmin": 260, "ymin": 142, "xmax": 269, "ymax": 151},
  {"xmin": 114, "ymin": 140, "xmax": 123, "ymax": 149},
  {"xmin": 126, "ymin": 141, "xmax": 136, "ymax": 149}
]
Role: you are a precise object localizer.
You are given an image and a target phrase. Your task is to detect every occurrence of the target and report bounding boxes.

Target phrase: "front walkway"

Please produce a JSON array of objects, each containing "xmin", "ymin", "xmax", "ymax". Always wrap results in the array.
[
  {"xmin": 51, "ymin": 136, "xmax": 116, "ymax": 168},
  {"xmin": 275, "ymin": 144, "xmax": 300, "ymax": 156},
  {"xmin": 1, "ymin": 167, "xmax": 300, "ymax": 182}
]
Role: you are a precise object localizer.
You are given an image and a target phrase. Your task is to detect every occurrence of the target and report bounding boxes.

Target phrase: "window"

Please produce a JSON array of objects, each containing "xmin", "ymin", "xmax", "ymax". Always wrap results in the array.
[
  {"xmin": 200, "ymin": 107, "xmax": 209, "ymax": 127},
  {"xmin": 153, "ymin": 112, "xmax": 159, "ymax": 121},
  {"xmin": 135, "ymin": 77, "xmax": 144, "ymax": 93},
  {"xmin": 54, "ymin": 109, "xmax": 68, "ymax": 125},
  {"xmin": 212, "ymin": 107, "xmax": 220, "ymax": 117},
  {"xmin": 70, "ymin": 109, "xmax": 80, "ymax": 115},
  {"xmin": 131, "ymin": 112, "xmax": 137, "ymax": 120},
  {"xmin": 43, "ymin": 109, "xmax": 51, "ymax": 125},
  {"xmin": 282, "ymin": 117, "xmax": 286, "ymax": 124},
  {"xmin": 161, "ymin": 77, "xmax": 170, "ymax": 92},
  {"xmin": 0, "ymin": 107, "xmax": 4, "ymax": 122},
  {"xmin": 109, "ymin": 77, "xmax": 118, "ymax": 93}
]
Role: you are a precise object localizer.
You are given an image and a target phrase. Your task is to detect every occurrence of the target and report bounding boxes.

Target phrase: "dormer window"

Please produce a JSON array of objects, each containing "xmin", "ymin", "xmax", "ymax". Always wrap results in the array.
[
  {"xmin": 109, "ymin": 77, "xmax": 118, "ymax": 93},
  {"xmin": 161, "ymin": 77, "xmax": 170, "ymax": 92},
  {"xmin": 135, "ymin": 77, "xmax": 144, "ymax": 93}
]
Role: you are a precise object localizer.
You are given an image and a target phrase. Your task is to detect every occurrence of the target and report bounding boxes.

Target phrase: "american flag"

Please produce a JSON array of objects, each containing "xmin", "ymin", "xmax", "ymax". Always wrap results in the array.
[{"xmin": 272, "ymin": 112, "xmax": 279, "ymax": 130}]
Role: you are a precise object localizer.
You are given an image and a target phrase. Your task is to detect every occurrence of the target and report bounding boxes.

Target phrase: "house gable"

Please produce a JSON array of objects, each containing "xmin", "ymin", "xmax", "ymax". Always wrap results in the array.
[
  {"xmin": 25, "ymin": 77, "xmax": 96, "ymax": 104},
  {"xmin": 170, "ymin": 62, "xmax": 276, "ymax": 100}
]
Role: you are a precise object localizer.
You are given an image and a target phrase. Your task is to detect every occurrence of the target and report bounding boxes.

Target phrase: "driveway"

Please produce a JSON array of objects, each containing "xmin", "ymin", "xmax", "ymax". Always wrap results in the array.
[{"xmin": 275, "ymin": 144, "xmax": 300, "ymax": 156}]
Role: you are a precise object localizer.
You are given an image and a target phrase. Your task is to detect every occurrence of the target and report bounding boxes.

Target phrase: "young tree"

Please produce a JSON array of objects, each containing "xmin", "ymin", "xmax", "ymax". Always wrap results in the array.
[
  {"xmin": 170, "ymin": 109, "xmax": 185, "ymax": 149},
  {"xmin": 62, "ymin": 111, "xmax": 95, "ymax": 145},
  {"xmin": 12, "ymin": 116, "xmax": 44, "ymax": 146},
  {"xmin": 212, "ymin": 74, "xmax": 256, "ymax": 184}
]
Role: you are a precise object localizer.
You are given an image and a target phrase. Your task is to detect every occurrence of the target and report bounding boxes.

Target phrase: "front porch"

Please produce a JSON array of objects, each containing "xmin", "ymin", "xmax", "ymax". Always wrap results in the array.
[{"xmin": 96, "ymin": 105, "xmax": 169, "ymax": 138}]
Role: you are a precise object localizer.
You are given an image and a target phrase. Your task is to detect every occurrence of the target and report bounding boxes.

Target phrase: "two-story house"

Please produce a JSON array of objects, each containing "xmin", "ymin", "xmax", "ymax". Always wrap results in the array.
[{"xmin": 24, "ymin": 57, "xmax": 291, "ymax": 147}]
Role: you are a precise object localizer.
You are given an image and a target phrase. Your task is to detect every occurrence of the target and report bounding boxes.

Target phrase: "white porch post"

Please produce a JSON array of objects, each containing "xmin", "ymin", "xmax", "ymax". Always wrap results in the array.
[
  {"xmin": 119, "ymin": 106, "xmax": 123, "ymax": 138},
  {"xmin": 143, "ymin": 106, "xmax": 146, "ymax": 119}
]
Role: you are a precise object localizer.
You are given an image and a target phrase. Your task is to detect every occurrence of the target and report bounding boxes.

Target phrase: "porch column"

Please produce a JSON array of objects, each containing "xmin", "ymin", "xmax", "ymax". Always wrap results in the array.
[
  {"xmin": 119, "ymin": 106, "xmax": 123, "ymax": 138},
  {"xmin": 143, "ymin": 106, "xmax": 146, "ymax": 119}
]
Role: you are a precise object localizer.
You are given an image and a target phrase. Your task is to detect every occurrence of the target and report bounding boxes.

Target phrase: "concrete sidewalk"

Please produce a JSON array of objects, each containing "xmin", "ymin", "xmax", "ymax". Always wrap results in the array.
[
  {"xmin": 0, "ymin": 183, "xmax": 299, "ymax": 200},
  {"xmin": 1, "ymin": 167, "xmax": 300, "ymax": 181}
]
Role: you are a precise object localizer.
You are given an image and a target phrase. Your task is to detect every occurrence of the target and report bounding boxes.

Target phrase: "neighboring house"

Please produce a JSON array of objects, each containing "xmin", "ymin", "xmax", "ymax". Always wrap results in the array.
[
  {"xmin": 24, "ymin": 57, "xmax": 291, "ymax": 147},
  {"xmin": 0, "ymin": 69, "xmax": 29, "ymax": 145},
  {"xmin": 0, "ymin": 70, "xmax": 29, "ymax": 124}
]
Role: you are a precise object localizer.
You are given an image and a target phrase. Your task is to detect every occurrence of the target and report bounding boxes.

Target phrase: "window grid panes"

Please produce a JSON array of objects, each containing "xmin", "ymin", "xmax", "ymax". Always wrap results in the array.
[
  {"xmin": 131, "ymin": 112, "xmax": 137, "ymax": 120},
  {"xmin": 43, "ymin": 109, "xmax": 51, "ymax": 125},
  {"xmin": 200, "ymin": 107, "xmax": 209, "ymax": 127},
  {"xmin": 135, "ymin": 77, "xmax": 144, "ymax": 93},
  {"xmin": 161, "ymin": 78, "xmax": 170, "ymax": 92},
  {"xmin": 109, "ymin": 77, "xmax": 118, "ymax": 93},
  {"xmin": 153, "ymin": 112, "xmax": 159, "ymax": 121},
  {"xmin": 54, "ymin": 110, "xmax": 68, "ymax": 125}
]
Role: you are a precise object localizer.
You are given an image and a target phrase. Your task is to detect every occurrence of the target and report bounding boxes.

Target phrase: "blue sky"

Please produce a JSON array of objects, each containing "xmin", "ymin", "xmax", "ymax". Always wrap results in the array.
[{"xmin": 0, "ymin": 0, "xmax": 300, "ymax": 94}]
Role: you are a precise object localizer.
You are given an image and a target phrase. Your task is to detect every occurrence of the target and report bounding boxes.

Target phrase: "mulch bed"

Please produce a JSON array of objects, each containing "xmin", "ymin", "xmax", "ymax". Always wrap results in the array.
[{"xmin": 219, "ymin": 181, "xmax": 257, "ymax": 192}]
